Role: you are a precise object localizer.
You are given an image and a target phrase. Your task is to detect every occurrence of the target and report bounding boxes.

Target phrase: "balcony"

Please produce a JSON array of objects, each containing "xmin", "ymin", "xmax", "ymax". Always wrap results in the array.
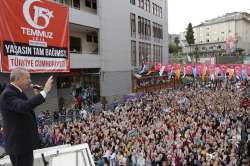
[
  {"xmin": 53, "ymin": 0, "xmax": 99, "ymax": 28},
  {"xmin": 70, "ymin": 53, "xmax": 101, "ymax": 69},
  {"xmin": 69, "ymin": 8, "xmax": 99, "ymax": 29},
  {"xmin": 69, "ymin": 24, "xmax": 100, "ymax": 69}
]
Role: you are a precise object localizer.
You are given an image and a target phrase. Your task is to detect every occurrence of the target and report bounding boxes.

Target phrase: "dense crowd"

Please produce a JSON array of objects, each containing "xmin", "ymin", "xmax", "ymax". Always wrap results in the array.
[
  {"xmin": 32, "ymin": 80, "xmax": 250, "ymax": 166},
  {"xmin": 0, "ymin": 80, "xmax": 250, "ymax": 165}
]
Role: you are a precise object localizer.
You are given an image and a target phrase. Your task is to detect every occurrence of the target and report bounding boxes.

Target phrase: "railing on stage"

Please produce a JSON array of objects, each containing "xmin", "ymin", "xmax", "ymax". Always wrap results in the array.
[{"xmin": 0, "ymin": 144, "xmax": 95, "ymax": 166}]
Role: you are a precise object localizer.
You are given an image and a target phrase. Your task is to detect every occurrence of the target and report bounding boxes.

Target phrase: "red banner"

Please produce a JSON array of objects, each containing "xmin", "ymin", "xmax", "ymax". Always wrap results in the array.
[
  {"xmin": 246, "ymin": 64, "xmax": 250, "ymax": 76},
  {"xmin": 166, "ymin": 64, "xmax": 173, "ymax": 74},
  {"xmin": 185, "ymin": 64, "xmax": 193, "ymax": 75},
  {"xmin": 0, "ymin": 0, "xmax": 69, "ymax": 73},
  {"xmin": 174, "ymin": 64, "xmax": 181, "ymax": 70},
  {"xmin": 195, "ymin": 64, "xmax": 203, "ymax": 75},
  {"xmin": 154, "ymin": 63, "xmax": 162, "ymax": 72},
  {"xmin": 207, "ymin": 64, "xmax": 215, "ymax": 75},
  {"xmin": 218, "ymin": 64, "xmax": 228, "ymax": 74}
]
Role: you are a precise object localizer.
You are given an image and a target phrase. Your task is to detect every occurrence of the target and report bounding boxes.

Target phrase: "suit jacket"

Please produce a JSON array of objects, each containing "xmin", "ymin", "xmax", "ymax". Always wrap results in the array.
[{"xmin": 0, "ymin": 84, "xmax": 45, "ymax": 155}]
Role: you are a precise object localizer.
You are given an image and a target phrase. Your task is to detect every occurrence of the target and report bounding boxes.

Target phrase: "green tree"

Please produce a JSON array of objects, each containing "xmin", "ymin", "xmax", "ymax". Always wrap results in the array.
[
  {"xmin": 169, "ymin": 36, "xmax": 181, "ymax": 56},
  {"xmin": 174, "ymin": 36, "xmax": 180, "ymax": 48},
  {"xmin": 174, "ymin": 36, "xmax": 181, "ymax": 55},
  {"xmin": 169, "ymin": 43, "xmax": 176, "ymax": 54},
  {"xmin": 185, "ymin": 23, "xmax": 195, "ymax": 46},
  {"xmin": 185, "ymin": 23, "xmax": 195, "ymax": 62}
]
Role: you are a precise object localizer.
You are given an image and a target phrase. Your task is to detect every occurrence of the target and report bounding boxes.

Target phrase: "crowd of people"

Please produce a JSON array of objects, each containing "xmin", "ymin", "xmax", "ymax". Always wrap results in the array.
[
  {"xmin": 27, "ymin": 80, "xmax": 249, "ymax": 166},
  {"xmin": 73, "ymin": 84, "xmax": 99, "ymax": 109}
]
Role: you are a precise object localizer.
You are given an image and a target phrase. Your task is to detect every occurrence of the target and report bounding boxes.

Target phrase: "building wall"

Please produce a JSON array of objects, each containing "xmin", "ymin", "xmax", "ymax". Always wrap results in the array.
[
  {"xmin": 98, "ymin": 0, "xmax": 168, "ymax": 98},
  {"xmin": 98, "ymin": 0, "xmax": 132, "ymax": 98},
  {"xmin": 99, "ymin": 0, "xmax": 131, "ymax": 71},
  {"xmin": 162, "ymin": 0, "xmax": 169, "ymax": 63},
  {"xmin": 100, "ymin": 71, "xmax": 132, "ymax": 103},
  {"xmin": 70, "ymin": 53, "xmax": 101, "ymax": 68},
  {"xmin": 130, "ymin": 0, "xmax": 169, "ymax": 64}
]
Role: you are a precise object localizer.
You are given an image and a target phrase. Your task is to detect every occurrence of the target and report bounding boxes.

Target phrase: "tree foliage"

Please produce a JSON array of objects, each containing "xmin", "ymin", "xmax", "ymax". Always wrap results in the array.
[
  {"xmin": 174, "ymin": 36, "xmax": 180, "ymax": 47},
  {"xmin": 185, "ymin": 23, "xmax": 195, "ymax": 46}
]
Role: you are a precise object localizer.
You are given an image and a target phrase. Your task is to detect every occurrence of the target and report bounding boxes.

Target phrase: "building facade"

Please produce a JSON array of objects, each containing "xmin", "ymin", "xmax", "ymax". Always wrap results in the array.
[
  {"xmin": 0, "ymin": 0, "xmax": 169, "ymax": 112},
  {"xmin": 182, "ymin": 12, "xmax": 250, "ymax": 57}
]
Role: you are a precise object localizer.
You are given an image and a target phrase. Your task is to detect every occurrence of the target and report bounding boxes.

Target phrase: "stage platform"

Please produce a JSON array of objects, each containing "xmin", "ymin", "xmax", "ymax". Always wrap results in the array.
[{"xmin": 0, "ymin": 144, "xmax": 95, "ymax": 166}]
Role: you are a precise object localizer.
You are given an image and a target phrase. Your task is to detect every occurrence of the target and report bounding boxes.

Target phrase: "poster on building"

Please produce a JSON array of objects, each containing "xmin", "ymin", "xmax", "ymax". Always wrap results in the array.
[
  {"xmin": 225, "ymin": 36, "xmax": 237, "ymax": 54},
  {"xmin": 0, "ymin": 0, "xmax": 69, "ymax": 73}
]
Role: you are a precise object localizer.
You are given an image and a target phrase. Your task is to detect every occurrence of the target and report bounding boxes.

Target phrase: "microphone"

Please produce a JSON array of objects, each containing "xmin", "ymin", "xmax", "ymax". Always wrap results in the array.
[{"xmin": 30, "ymin": 84, "xmax": 43, "ymax": 91}]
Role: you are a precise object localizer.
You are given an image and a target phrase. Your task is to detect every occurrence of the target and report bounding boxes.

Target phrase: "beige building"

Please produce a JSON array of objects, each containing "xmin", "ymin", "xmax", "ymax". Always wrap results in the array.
[{"xmin": 182, "ymin": 12, "xmax": 250, "ymax": 57}]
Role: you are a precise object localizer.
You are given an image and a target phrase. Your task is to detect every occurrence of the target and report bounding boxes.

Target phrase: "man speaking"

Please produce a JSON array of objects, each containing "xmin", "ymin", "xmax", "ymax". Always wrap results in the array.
[{"xmin": 0, "ymin": 68, "xmax": 53, "ymax": 166}]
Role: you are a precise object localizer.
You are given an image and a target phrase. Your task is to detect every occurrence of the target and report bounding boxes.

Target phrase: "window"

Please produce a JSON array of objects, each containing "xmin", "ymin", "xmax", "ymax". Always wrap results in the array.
[
  {"xmin": 93, "ymin": 36, "xmax": 98, "ymax": 43},
  {"xmin": 130, "ymin": 0, "xmax": 135, "ymax": 5},
  {"xmin": 152, "ymin": 3, "xmax": 162, "ymax": 17},
  {"xmin": 85, "ymin": 0, "xmax": 97, "ymax": 9},
  {"xmin": 87, "ymin": 35, "xmax": 92, "ymax": 42},
  {"xmin": 130, "ymin": 13, "xmax": 136, "ymax": 37},
  {"xmin": 92, "ymin": 0, "xmax": 97, "ymax": 9},
  {"xmin": 131, "ymin": 41, "xmax": 137, "ymax": 66},
  {"xmin": 152, "ymin": 22, "xmax": 162, "ymax": 42},
  {"xmin": 138, "ymin": 0, "xmax": 144, "ymax": 9},
  {"xmin": 141, "ymin": 18, "xmax": 145, "ymax": 38},
  {"xmin": 139, "ymin": 42, "xmax": 143, "ymax": 65},
  {"xmin": 156, "ymin": 6, "xmax": 159, "ymax": 16},
  {"xmin": 138, "ymin": 16, "xmax": 141, "ymax": 37},
  {"xmin": 146, "ymin": 43, "xmax": 151, "ymax": 62},
  {"xmin": 85, "ymin": 0, "xmax": 91, "ymax": 7},
  {"xmin": 145, "ymin": 0, "xmax": 150, "ymax": 12},
  {"xmin": 153, "ymin": 45, "xmax": 156, "ymax": 62},
  {"xmin": 73, "ymin": 0, "xmax": 80, "ymax": 9},
  {"xmin": 152, "ymin": 3, "xmax": 156, "ymax": 15},
  {"xmin": 64, "ymin": 0, "xmax": 72, "ymax": 6},
  {"xmin": 153, "ymin": 45, "xmax": 162, "ymax": 63},
  {"xmin": 70, "ymin": 36, "xmax": 81, "ymax": 53},
  {"xmin": 147, "ymin": 44, "xmax": 151, "ymax": 62},
  {"xmin": 138, "ymin": 16, "xmax": 153, "ymax": 40},
  {"xmin": 139, "ymin": 42, "xmax": 151, "ymax": 64}
]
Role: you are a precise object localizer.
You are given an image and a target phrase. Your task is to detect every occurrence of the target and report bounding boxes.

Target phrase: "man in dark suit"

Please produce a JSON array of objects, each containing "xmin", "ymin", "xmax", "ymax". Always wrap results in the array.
[{"xmin": 0, "ymin": 68, "xmax": 53, "ymax": 166}]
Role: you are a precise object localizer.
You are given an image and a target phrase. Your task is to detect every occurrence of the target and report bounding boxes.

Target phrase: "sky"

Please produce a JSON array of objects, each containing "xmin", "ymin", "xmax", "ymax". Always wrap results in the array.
[{"xmin": 168, "ymin": 0, "xmax": 250, "ymax": 34}]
